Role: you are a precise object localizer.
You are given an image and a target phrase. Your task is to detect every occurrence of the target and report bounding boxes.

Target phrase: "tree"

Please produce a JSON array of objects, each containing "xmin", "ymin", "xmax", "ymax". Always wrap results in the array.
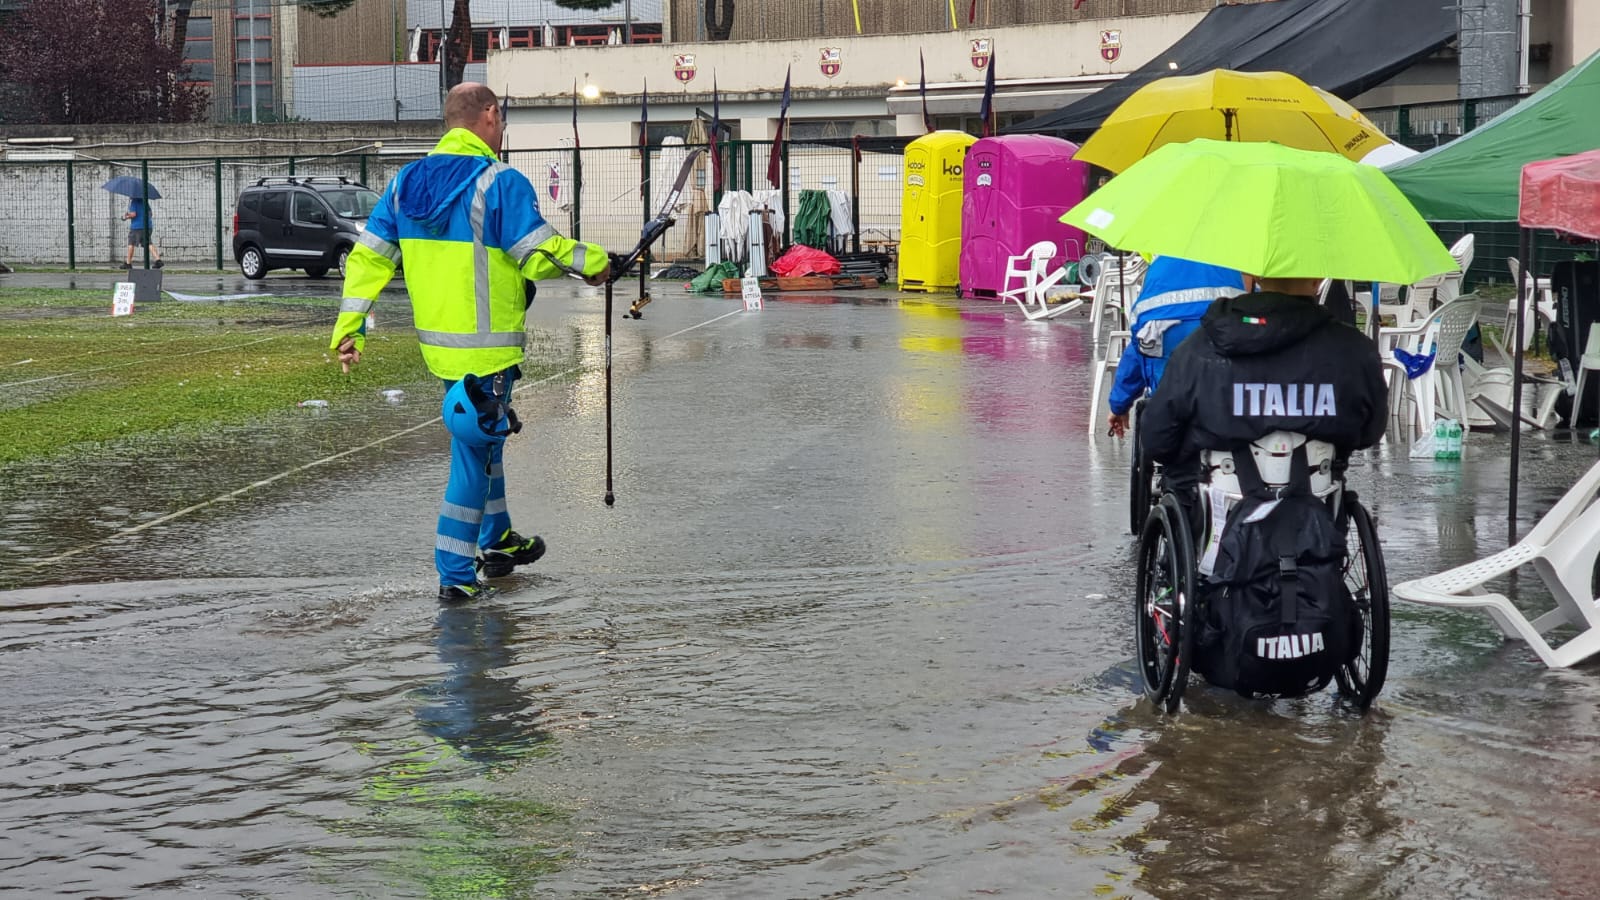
[
  {"xmin": 0, "ymin": 0, "xmax": 207, "ymax": 124},
  {"xmin": 705, "ymin": 0, "xmax": 735, "ymax": 41},
  {"xmin": 444, "ymin": 0, "xmax": 472, "ymax": 91}
]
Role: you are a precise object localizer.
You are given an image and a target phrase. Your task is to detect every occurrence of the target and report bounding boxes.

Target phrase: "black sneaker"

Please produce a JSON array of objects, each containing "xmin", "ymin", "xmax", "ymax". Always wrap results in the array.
[
  {"xmin": 477, "ymin": 530, "xmax": 546, "ymax": 578},
  {"xmin": 153, "ymin": 260, "xmax": 164, "ymax": 269},
  {"xmin": 439, "ymin": 581, "xmax": 499, "ymax": 604},
  {"xmin": 121, "ymin": 262, "xmax": 132, "ymax": 269}
]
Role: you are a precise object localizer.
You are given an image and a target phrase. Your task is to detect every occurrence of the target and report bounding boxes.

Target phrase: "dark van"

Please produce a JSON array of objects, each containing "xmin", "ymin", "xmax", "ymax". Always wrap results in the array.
[{"xmin": 232, "ymin": 176, "xmax": 381, "ymax": 279}]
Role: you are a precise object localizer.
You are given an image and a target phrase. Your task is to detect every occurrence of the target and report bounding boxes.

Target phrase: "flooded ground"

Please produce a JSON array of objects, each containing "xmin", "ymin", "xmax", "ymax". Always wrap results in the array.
[{"xmin": 2, "ymin": 276, "xmax": 1599, "ymax": 897}]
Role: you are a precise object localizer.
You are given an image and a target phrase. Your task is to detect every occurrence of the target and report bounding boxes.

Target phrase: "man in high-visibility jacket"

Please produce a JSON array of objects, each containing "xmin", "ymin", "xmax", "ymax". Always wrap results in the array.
[{"xmin": 331, "ymin": 83, "xmax": 609, "ymax": 603}]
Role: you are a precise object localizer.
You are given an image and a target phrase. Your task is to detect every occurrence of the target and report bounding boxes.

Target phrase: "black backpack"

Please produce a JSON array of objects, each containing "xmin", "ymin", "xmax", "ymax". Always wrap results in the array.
[{"xmin": 1194, "ymin": 443, "xmax": 1359, "ymax": 697}]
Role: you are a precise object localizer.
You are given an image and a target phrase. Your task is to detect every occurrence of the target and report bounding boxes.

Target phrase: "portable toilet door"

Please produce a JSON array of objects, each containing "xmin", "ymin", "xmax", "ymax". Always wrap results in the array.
[
  {"xmin": 959, "ymin": 134, "xmax": 1090, "ymax": 299},
  {"xmin": 899, "ymin": 130, "xmax": 977, "ymax": 293}
]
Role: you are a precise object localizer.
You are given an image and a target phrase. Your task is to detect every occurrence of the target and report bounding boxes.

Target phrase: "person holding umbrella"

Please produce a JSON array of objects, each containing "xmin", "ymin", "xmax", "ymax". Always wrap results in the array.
[
  {"xmin": 1063, "ymin": 139, "xmax": 1460, "ymax": 494},
  {"xmin": 103, "ymin": 175, "xmax": 164, "ymax": 269}
]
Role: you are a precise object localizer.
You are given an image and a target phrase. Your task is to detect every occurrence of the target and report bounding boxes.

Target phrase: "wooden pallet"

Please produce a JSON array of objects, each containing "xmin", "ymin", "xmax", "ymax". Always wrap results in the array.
[{"xmin": 721, "ymin": 275, "xmax": 879, "ymax": 293}]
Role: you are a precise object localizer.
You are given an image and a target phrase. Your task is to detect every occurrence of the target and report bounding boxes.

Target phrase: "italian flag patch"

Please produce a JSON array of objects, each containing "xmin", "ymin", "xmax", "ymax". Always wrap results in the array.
[{"xmin": 1242, "ymin": 315, "xmax": 1267, "ymax": 325}]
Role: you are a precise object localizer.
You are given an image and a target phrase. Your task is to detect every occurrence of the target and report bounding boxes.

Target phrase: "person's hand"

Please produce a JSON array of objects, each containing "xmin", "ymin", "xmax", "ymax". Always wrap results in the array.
[
  {"xmin": 583, "ymin": 263, "xmax": 612, "ymax": 286},
  {"xmin": 1107, "ymin": 412, "xmax": 1130, "ymax": 438},
  {"xmin": 337, "ymin": 336, "xmax": 361, "ymax": 374}
]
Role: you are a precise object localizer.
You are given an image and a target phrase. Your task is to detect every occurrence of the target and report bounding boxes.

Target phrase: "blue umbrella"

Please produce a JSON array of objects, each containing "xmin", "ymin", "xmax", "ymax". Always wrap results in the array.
[{"xmin": 102, "ymin": 175, "xmax": 162, "ymax": 199}]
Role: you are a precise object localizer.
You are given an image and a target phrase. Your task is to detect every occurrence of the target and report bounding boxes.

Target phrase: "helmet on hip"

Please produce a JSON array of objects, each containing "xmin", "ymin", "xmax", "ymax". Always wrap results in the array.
[{"xmin": 442, "ymin": 373, "xmax": 520, "ymax": 447}]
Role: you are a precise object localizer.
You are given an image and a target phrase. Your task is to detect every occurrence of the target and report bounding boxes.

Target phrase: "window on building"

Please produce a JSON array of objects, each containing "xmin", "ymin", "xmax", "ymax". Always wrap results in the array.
[
  {"xmin": 182, "ymin": 17, "xmax": 213, "ymax": 84},
  {"xmin": 789, "ymin": 118, "xmax": 896, "ymax": 140},
  {"xmin": 232, "ymin": 4, "xmax": 272, "ymax": 117}
]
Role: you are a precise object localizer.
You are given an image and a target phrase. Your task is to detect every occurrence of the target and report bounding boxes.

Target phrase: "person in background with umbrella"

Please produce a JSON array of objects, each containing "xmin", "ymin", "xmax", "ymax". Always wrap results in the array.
[{"xmin": 104, "ymin": 175, "xmax": 164, "ymax": 269}]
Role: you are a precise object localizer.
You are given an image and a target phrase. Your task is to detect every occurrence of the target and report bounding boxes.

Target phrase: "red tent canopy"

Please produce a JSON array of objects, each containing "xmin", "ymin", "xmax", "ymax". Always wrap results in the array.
[{"xmin": 1519, "ymin": 148, "xmax": 1600, "ymax": 240}]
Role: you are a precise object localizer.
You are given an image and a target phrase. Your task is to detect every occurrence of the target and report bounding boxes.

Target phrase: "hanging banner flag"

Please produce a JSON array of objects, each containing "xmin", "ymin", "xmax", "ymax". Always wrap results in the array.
[
  {"xmin": 766, "ymin": 65, "xmax": 791, "ymax": 189},
  {"xmin": 709, "ymin": 72, "xmax": 724, "ymax": 193},
  {"xmin": 639, "ymin": 77, "xmax": 649, "ymax": 152},
  {"xmin": 851, "ymin": 0, "xmax": 861, "ymax": 34},
  {"xmin": 969, "ymin": 0, "xmax": 978, "ymax": 24},
  {"xmin": 548, "ymin": 163, "xmax": 561, "ymax": 202},
  {"xmin": 979, "ymin": 48, "xmax": 997, "ymax": 137},
  {"xmin": 571, "ymin": 79, "xmax": 581, "ymax": 150}
]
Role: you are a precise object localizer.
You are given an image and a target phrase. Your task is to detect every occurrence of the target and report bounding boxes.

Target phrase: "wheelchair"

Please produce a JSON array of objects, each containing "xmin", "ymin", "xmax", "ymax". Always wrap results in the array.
[
  {"xmin": 1127, "ymin": 398, "xmax": 1160, "ymax": 535},
  {"xmin": 1133, "ymin": 432, "xmax": 1390, "ymax": 714}
]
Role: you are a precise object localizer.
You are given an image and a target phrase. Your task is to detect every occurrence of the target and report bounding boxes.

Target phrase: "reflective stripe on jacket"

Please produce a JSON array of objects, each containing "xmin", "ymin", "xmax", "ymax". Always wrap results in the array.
[{"xmin": 329, "ymin": 128, "xmax": 606, "ymax": 381}]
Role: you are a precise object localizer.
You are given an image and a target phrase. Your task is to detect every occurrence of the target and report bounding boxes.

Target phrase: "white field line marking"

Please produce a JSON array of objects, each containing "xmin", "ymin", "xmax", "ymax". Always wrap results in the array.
[
  {"xmin": 1, "ymin": 334, "xmax": 287, "ymax": 388},
  {"xmin": 29, "ymin": 307, "xmax": 743, "ymax": 566}
]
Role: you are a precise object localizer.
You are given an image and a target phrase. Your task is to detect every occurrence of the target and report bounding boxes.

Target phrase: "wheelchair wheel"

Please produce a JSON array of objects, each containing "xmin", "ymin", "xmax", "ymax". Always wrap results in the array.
[
  {"xmin": 1127, "ymin": 400, "xmax": 1157, "ymax": 535},
  {"xmin": 1135, "ymin": 495, "xmax": 1196, "ymax": 713},
  {"xmin": 1335, "ymin": 497, "xmax": 1390, "ymax": 709},
  {"xmin": 1128, "ymin": 440, "xmax": 1156, "ymax": 536}
]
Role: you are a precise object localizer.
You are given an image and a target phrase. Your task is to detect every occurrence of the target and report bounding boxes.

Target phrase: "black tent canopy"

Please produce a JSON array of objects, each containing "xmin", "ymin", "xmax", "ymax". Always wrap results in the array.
[{"xmin": 1010, "ymin": 0, "xmax": 1458, "ymax": 139}]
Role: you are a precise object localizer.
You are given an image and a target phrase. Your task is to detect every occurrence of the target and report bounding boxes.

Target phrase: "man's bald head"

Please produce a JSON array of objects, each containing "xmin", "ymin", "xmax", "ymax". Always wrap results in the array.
[{"xmin": 443, "ymin": 83, "xmax": 504, "ymax": 152}]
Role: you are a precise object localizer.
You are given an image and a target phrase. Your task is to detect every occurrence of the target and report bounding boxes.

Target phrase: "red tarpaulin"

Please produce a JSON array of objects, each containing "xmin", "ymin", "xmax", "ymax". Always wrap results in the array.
[{"xmin": 1519, "ymin": 148, "xmax": 1600, "ymax": 241}]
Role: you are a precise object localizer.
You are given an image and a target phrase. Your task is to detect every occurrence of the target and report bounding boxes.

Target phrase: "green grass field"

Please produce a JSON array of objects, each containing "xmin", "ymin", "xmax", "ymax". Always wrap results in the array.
[{"xmin": 0, "ymin": 288, "xmax": 434, "ymax": 466}]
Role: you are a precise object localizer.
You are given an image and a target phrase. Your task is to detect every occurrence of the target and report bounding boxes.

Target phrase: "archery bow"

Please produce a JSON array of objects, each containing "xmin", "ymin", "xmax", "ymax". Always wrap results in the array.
[{"xmin": 530, "ymin": 146, "xmax": 705, "ymax": 507}]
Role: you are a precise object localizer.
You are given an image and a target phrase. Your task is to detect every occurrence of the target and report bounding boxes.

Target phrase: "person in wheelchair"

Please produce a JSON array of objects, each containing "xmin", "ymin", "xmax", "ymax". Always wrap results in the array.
[
  {"xmin": 1134, "ymin": 274, "xmax": 1391, "ymax": 706},
  {"xmin": 1105, "ymin": 256, "xmax": 1246, "ymax": 439},
  {"xmin": 1139, "ymin": 274, "xmax": 1388, "ymax": 499}
]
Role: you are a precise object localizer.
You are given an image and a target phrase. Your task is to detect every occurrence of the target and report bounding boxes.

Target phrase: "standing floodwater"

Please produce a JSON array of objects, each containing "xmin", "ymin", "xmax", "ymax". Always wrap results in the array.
[{"xmin": 2, "ymin": 281, "xmax": 1598, "ymax": 897}]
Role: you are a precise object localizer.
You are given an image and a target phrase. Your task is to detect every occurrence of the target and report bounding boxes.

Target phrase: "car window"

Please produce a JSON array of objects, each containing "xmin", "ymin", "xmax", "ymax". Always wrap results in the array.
[
  {"xmin": 322, "ymin": 188, "xmax": 380, "ymax": 219},
  {"xmin": 241, "ymin": 193, "xmax": 259, "ymax": 215},
  {"xmin": 292, "ymin": 191, "xmax": 327, "ymax": 225},
  {"xmin": 260, "ymin": 191, "xmax": 285, "ymax": 221}
]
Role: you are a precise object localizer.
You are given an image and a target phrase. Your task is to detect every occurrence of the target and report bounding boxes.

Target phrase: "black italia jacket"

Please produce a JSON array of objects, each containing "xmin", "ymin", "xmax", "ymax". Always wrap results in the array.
[{"xmin": 1140, "ymin": 292, "xmax": 1389, "ymax": 477}]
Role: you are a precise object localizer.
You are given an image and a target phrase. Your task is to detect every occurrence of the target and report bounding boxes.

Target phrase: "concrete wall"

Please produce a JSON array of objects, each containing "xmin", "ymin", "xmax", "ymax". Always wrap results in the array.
[
  {"xmin": 493, "ymin": 13, "xmax": 1206, "ymax": 147},
  {"xmin": 667, "ymin": 0, "xmax": 1229, "ymax": 42},
  {"xmin": 0, "ymin": 124, "xmax": 444, "ymax": 160},
  {"xmin": 0, "ymin": 156, "xmax": 418, "ymax": 267}
]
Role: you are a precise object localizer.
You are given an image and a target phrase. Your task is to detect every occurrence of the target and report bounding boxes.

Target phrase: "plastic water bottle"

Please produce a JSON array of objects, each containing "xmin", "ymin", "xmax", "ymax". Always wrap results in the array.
[
  {"xmin": 1433, "ymin": 420, "xmax": 1449, "ymax": 459},
  {"xmin": 1446, "ymin": 421, "xmax": 1463, "ymax": 459},
  {"xmin": 298, "ymin": 399, "xmax": 329, "ymax": 409}
]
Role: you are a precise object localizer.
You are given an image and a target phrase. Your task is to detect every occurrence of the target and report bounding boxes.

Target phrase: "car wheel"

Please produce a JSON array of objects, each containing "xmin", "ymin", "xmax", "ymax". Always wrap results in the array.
[
  {"xmin": 336, "ymin": 246, "xmax": 351, "ymax": 279},
  {"xmin": 239, "ymin": 245, "xmax": 266, "ymax": 280},
  {"xmin": 304, "ymin": 267, "xmax": 329, "ymax": 279}
]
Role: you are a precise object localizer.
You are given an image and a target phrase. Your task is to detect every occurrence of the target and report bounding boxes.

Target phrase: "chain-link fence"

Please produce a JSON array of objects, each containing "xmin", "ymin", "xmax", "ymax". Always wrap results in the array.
[
  {"xmin": 3, "ymin": 122, "xmax": 1592, "ymax": 286},
  {"xmin": 1362, "ymin": 94, "xmax": 1523, "ymax": 153},
  {"xmin": 0, "ymin": 138, "xmax": 914, "ymax": 270}
]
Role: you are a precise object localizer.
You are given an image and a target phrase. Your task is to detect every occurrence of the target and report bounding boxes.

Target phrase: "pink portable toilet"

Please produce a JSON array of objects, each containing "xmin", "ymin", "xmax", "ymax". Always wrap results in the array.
[{"xmin": 959, "ymin": 135, "xmax": 1090, "ymax": 299}]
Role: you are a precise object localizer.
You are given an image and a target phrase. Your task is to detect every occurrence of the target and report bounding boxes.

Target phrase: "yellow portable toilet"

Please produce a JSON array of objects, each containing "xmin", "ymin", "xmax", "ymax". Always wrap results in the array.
[{"xmin": 898, "ymin": 130, "xmax": 977, "ymax": 293}]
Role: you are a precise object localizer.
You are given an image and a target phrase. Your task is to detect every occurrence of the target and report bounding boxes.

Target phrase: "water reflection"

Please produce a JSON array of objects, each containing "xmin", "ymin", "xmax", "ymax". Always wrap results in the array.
[
  {"xmin": 413, "ymin": 601, "xmax": 550, "ymax": 767},
  {"xmin": 1084, "ymin": 685, "xmax": 1396, "ymax": 899}
]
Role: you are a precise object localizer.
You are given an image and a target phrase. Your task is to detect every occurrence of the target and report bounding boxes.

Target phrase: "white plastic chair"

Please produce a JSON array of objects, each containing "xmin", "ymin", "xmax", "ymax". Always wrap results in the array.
[
  {"xmin": 1437, "ymin": 234, "xmax": 1475, "ymax": 306},
  {"xmin": 998, "ymin": 240, "xmax": 1079, "ymax": 321},
  {"xmin": 1394, "ymin": 460, "xmax": 1600, "ymax": 668},
  {"xmin": 1086, "ymin": 254, "xmax": 1146, "ymax": 349},
  {"xmin": 1378, "ymin": 297, "xmax": 1481, "ymax": 445},
  {"xmin": 1570, "ymin": 323, "xmax": 1600, "ymax": 426},
  {"xmin": 1501, "ymin": 256, "xmax": 1558, "ymax": 354}
]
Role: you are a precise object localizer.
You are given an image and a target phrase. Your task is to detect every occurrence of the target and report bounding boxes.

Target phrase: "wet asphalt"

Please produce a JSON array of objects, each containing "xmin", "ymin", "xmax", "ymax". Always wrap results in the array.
[{"xmin": 2, "ymin": 269, "xmax": 1599, "ymax": 898}]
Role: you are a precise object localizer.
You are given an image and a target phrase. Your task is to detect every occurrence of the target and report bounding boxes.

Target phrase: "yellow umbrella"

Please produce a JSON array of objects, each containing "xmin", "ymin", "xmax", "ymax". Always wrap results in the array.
[{"xmin": 1074, "ymin": 69, "xmax": 1394, "ymax": 173}]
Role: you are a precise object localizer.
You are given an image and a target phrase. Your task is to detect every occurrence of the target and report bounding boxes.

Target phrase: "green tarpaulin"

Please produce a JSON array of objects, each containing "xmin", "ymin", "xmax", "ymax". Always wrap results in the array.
[{"xmin": 1386, "ymin": 50, "xmax": 1600, "ymax": 222}]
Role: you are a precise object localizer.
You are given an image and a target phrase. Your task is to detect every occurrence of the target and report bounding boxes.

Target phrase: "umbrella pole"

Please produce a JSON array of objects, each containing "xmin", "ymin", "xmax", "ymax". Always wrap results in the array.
[
  {"xmin": 1508, "ymin": 228, "xmax": 1531, "ymax": 545},
  {"xmin": 140, "ymin": 160, "xmax": 151, "ymax": 270},
  {"xmin": 1369, "ymin": 281, "xmax": 1381, "ymax": 343}
]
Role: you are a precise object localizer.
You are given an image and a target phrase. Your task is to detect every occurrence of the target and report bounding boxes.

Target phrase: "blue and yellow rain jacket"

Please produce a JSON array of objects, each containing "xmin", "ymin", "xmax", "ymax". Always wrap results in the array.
[{"xmin": 330, "ymin": 128, "xmax": 605, "ymax": 380}]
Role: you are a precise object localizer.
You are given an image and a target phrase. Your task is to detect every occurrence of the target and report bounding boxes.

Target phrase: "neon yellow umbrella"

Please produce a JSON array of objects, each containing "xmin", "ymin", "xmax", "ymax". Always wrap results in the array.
[
  {"xmin": 1074, "ymin": 69, "xmax": 1394, "ymax": 173},
  {"xmin": 1060, "ymin": 138, "xmax": 1458, "ymax": 284}
]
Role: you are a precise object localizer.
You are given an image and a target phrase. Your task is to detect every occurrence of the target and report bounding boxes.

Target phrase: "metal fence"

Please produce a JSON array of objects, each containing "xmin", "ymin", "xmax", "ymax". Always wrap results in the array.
[
  {"xmin": 1362, "ymin": 94, "xmax": 1522, "ymax": 153},
  {"xmin": 0, "ymin": 138, "xmax": 913, "ymax": 270}
]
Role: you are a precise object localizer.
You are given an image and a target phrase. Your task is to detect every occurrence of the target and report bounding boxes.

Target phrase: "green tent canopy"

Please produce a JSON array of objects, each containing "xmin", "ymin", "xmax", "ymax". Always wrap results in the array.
[{"xmin": 1386, "ymin": 49, "xmax": 1600, "ymax": 221}]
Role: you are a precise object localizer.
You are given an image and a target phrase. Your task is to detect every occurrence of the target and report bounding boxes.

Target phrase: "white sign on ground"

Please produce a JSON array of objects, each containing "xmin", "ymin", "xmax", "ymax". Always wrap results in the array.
[
  {"xmin": 741, "ymin": 276, "xmax": 764, "ymax": 311},
  {"xmin": 111, "ymin": 283, "xmax": 136, "ymax": 317}
]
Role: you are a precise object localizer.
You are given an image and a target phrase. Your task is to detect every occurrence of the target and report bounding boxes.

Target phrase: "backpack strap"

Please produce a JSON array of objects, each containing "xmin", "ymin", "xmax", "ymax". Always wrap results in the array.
[{"xmin": 1229, "ymin": 441, "xmax": 1314, "ymax": 626}]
